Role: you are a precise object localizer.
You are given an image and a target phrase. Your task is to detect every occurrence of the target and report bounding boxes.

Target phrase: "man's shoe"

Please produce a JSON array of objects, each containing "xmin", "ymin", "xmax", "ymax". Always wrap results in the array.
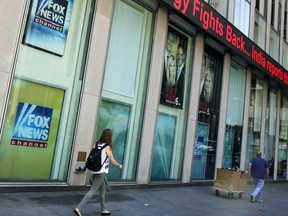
[
  {"xmin": 250, "ymin": 195, "xmax": 255, "ymax": 203},
  {"xmin": 256, "ymin": 198, "xmax": 263, "ymax": 203}
]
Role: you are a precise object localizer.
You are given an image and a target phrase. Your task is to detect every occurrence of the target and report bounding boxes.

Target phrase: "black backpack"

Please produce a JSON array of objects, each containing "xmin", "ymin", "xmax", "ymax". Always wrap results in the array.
[{"xmin": 85, "ymin": 143, "xmax": 108, "ymax": 172}]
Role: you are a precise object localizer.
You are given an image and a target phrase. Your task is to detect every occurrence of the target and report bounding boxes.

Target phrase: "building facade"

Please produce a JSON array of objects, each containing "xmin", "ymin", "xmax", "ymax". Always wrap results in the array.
[{"xmin": 0, "ymin": 0, "xmax": 287, "ymax": 187}]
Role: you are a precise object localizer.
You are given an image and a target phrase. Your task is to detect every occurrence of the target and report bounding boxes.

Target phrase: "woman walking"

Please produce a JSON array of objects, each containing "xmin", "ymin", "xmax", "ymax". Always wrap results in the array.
[{"xmin": 74, "ymin": 129, "xmax": 123, "ymax": 216}]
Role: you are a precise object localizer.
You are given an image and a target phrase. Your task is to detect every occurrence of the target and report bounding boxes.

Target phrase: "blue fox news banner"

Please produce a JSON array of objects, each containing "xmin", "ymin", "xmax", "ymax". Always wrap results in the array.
[
  {"xmin": 23, "ymin": 0, "xmax": 74, "ymax": 56},
  {"xmin": 11, "ymin": 102, "xmax": 53, "ymax": 148}
]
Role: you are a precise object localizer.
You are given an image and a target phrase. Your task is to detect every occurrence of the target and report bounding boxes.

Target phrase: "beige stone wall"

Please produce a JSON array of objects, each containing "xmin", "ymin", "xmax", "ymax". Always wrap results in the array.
[{"xmin": 0, "ymin": 0, "xmax": 26, "ymax": 132}]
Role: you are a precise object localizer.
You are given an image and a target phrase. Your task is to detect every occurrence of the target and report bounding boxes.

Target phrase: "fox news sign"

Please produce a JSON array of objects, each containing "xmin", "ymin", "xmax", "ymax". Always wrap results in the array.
[
  {"xmin": 11, "ymin": 102, "xmax": 53, "ymax": 148},
  {"xmin": 23, "ymin": 0, "xmax": 73, "ymax": 56},
  {"xmin": 34, "ymin": 0, "xmax": 68, "ymax": 32}
]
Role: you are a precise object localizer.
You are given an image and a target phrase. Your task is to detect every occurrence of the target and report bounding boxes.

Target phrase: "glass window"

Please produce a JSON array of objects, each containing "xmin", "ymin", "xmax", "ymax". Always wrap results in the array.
[
  {"xmin": 256, "ymin": 0, "xmax": 267, "ymax": 18},
  {"xmin": 256, "ymin": 0, "xmax": 260, "ymax": 11},
  {"xmin": 151, "ymin": 113, "xmax": 177, "ymax": 180},
  {"xmin": 95, "ymin": 0, "xmax": 154, "ymax": 181},
  {"xmin": 223, "ymin": 63, "xmax": 246, "ymax": 169},
  {"xmin": 234, "ymin": 0, "xmax": 251, "ymax": 36},
  {"xmin": 192, "ymin": 46, "xmax": 223, "ymax": 180},
  {"xmin": 271, "ymin": 0, "xmax": 275, "ymax": 26},
  {"xmin": 208, "ymin": 0, "xmax": 228, "ymax": 18},
  {"xmin": 245, "ymin": 77, "xmax": 264, "ymax": 169},
  {"xmin": 264, "ymin": 88, "xmax": 277, "ymax": 178},
  {"xmin": 151, "ymin": 26, "xmax": 194, "ymax": 181},
  {"xmin": 278, "ymin": 95, "xmax": 288, "ymax": 179},
  {"xmin": 0, "ymin": 0, "xmax": 95, "ymax": 181},
  {"xmin": 278, "ymin": 2, "xmax": 282, "ymax": 33},
  {"xmin": 270, "ymin": 28, "xmax": 280, "ymax": 61},
  {"xmin": 254, "ymin": 12, "xmax": 267, "ymax": 50},
  {"xmin": 283, "ymin": 41, "xmax": 288, "ymax": 69},
  {"xmin": 284, "ymin": 1, "xmax": 288, "ymax": 41}
]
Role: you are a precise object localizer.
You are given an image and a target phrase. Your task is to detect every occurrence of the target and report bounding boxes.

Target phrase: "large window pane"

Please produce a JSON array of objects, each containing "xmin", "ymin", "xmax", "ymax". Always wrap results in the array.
[
  {"xmin": 254, "ymin": 12, "xmax": 266, "ymax": 50},
  {"xmin": 0, "ymin": 0, "xmax": 95, "ymax": 181},
  {"xmin": 264, "ymin": 88, "xmax": 277, "ymax": 178},
  {"xmin": 223, "ymin": 63, "xmax": 246, "ymax": 169},
  {"xmin": 152, "ymin": 26, "xmax": 194, "ymax": 181},
  {"xmin": 234, "ymin": 0, "xmax": 250, "ymax": 36},
  {"xmin": 151, "ymin": 114, "xmax": 177, "ymax": 180},
  {"xmin": 95, "ymin": 0, "xmax": 154, "ymax": 181},
  {"xmin": 97, "ymin": 100, "xmax": 130, "ymax": 180},
  {"xmin": 283, "ymin": 42, "xmax": 288, "ymax": 70},
  {"xmin": 270, "ymin": 28, "xmax": 280, "ymax": 61},
  {"xmin": 208, "ymin": 0, "xmax": 228, "ymax": 18},
  {"xmin": 192, "ymin": 46, "xmax": 223, "ymax": 180},
  {"xmin": 245, "ymin": 77, "xmax": 263, "ymax": 169},
  {"xmin": 278, "ymin": 96, "xmax": 288, "ymax": 179}
]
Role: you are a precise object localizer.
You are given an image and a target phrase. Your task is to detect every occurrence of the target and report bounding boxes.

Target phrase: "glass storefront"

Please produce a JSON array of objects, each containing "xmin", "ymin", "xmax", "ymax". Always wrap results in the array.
[
  {"xmin": 264, "ymin": 88, "xmax": 277, "ymax": 178},
  {"xmin": 0, "ymin": 0, "xmax": 95, "ymax": 181},
  {"xmin": 278, "ymin": 95, "xmax": 288, "ymax": 179},
  {"xmin": 151, "ymin": 26, "xmax": 194, "ymax": 181},
  {"xmin": 192, "ymin": 46, "xmax": 223, "ymax": 180},
  {"xmin": 95, "ymin": 0, "xmax": 154, "ymax": 181},
  {"xmin": 245, "ymin": 76, "xmax": 264, "ymax": 169},
  {"xmin": 223, "ymin": 63, "xmax": 246, "ymax": 169}
]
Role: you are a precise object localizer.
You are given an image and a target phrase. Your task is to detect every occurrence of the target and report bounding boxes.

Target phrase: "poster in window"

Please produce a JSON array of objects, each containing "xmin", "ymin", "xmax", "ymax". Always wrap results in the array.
[
  {"xmin": 0, "ymin": 78, "xmax": 65, "ymax": 179},
  {"xmin": 160, "ymin": 28, "xmax": 188, "ymax": 109},
  {"xmin": 23, "ymin": 0, "xmax": 74, "ymax": 56},
  {"xmin": 198, "ymin": 47, "xmax": 223, "ymax": 140}
]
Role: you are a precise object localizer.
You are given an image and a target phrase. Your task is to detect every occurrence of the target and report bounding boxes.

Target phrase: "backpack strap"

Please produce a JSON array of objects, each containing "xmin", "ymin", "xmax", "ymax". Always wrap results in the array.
[
  {"xmin": 100, "ymin": 143, "xmax": 109, "ymax": 150},
  {"xmin": 100, "ymin": 143, "xmax": 109, "ymax": 166}
]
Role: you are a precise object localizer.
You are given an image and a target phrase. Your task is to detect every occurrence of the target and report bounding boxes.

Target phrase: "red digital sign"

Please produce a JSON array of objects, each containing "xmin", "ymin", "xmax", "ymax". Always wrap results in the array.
[{"xmin": 158, "ymin": 0, "xmax": 288, "ymax": 86}]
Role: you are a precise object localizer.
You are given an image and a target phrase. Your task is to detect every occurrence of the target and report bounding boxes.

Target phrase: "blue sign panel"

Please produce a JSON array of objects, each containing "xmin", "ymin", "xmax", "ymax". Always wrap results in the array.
[
  {"xmin": 11, "ymin": 102, "xmax": 53, "ymax": 148},
  {"xmin": 23, "ymin": 0, "xmax": 74, "ymax": 56}
]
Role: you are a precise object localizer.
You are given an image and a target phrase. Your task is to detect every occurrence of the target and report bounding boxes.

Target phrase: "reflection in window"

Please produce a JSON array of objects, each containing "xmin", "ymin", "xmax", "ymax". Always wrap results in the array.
[
  {"xmin": 254, "ymin": 12, "xmax": 266, "ymax": 50},
  {"xmin": 97, "ymin": 100, "xmax": 130, "ymax": 180},
  {"xmin": 208, "ymin": 0, "xmax": 228, "ymax": 18},
  {"xmin": 151, "ymin": 114, "xmax": 176, "ymax": 180},
  {"xmin": 246, "ymin": 77, "xmax": 263, "ymax": 169},
  {"xmin": 223, "ymin": 64, "xmax": 246, "ymax": 169},
  {"xmin": 278, "ymin": 96, "xmax": 288, "ymax": 179},
  {"xmin": 264, "ymin": 88, "xmax": 277, "ymax": 178},
  {"xmin": 234, "ymin": 0, "xmax": 250, "ymax": 36},
  {"xmin": 283, "ymin": 42, "xmax": 288, "ymax": 70},
  {"xmin": 270, "ymin": 28, "xmax": 280, "ymax": 61}
]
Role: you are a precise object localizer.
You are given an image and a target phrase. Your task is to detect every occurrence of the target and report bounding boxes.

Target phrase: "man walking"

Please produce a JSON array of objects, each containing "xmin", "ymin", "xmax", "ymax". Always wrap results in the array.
[{"xmin": 248, "ymin": 151, "xmax": 269, "ymax": 203}]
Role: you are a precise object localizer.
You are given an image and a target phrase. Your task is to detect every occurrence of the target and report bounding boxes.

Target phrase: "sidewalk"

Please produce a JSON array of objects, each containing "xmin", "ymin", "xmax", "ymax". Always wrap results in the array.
[{"xmin": 1, "ymin": 183, "xmax": 287, "ymax": 216}]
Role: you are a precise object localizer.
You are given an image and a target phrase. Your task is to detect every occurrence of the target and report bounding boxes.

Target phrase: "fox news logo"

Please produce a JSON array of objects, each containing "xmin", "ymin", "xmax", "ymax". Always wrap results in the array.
[
  {"xmin": 34, "ymin": 0, "xmax": 69, "ymax": 32},
  {"xmin": 10, "ymin": 102, "xmax": 53, "ymax": 148}
]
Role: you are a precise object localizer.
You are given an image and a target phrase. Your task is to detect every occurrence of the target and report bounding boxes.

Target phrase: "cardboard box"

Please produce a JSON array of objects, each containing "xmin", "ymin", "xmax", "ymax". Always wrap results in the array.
[
  {"xmin": 238, "ymin": 171, "xmax": 249, "ymax": 191},
  {"xmin": 213, "ymin": 168, "xmax": 248, "ymax": 192}
]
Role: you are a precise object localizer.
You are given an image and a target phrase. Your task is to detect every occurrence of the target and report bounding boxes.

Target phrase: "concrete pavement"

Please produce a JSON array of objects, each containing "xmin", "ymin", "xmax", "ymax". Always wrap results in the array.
[{"xmin": 0, "ymin": 182, "xmax": 287, "ymax": 216}]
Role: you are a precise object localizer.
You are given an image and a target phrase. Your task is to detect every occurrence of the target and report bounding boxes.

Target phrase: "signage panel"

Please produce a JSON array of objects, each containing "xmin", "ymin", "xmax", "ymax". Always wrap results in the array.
[
  {"xmin": 23, "ymin": 0, "xmax": 74, "ymax": 56},
  {"xmin": 157, "ymin": 0, "xmax": 288, "ymax": 87}
]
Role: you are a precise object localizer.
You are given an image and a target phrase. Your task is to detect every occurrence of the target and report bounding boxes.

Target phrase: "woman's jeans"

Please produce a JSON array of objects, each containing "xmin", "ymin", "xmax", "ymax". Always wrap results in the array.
[{"xmin": 77, "ymin": 173, "xmax": 106, "ymax": 211}]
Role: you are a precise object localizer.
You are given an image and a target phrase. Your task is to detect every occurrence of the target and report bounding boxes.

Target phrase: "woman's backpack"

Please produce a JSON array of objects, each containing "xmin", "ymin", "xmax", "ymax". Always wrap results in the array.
[{"xmin": 85, "ymin": 143, "xmax": 108, "ymax": 172}]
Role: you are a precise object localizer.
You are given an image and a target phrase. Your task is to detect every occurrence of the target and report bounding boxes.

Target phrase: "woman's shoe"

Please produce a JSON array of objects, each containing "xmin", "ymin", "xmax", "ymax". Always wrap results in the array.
[
  {"xmin": 101, "ymin": 210, "xmax": 111, "ymax": 215},
  {"xmin": 73, "ymin": 208, "xmax": 82, "ymax": 216}
]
